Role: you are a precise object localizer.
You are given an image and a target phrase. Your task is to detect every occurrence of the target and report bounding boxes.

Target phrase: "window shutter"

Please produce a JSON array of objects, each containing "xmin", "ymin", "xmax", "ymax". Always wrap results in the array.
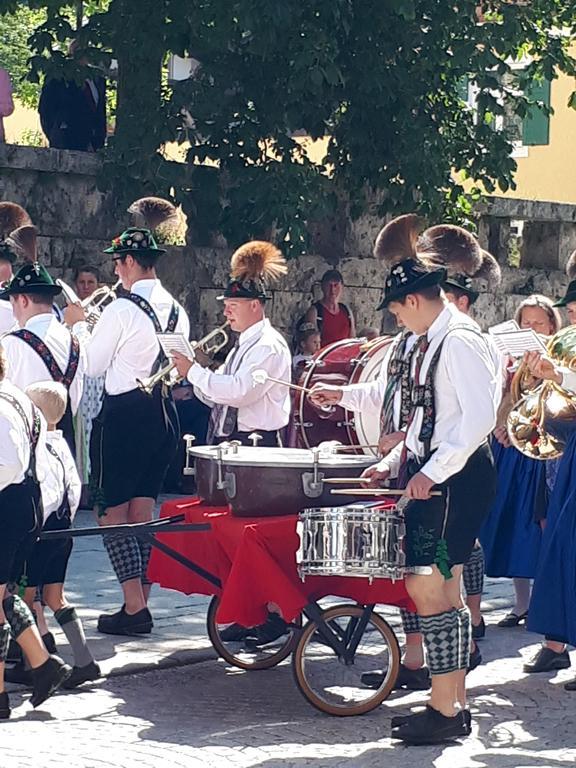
[{"xmin": 522, "ymin": 77, "xmax": 551, "ymax": 146}]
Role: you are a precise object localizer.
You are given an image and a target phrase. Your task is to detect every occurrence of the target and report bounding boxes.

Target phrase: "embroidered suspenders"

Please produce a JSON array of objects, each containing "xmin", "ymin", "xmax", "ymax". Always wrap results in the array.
[
  {"xmin": 11, "ymin": 329, "xmax": 80, "ymax": 389},
  {"xmin": 122, "ymin": 294, "xmax": 179, "ymax": 375}
]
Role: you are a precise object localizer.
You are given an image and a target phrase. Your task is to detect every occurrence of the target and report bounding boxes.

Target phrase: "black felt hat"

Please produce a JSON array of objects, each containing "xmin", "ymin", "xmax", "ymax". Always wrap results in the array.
[
  {"xmin": 442, "ymin": 272, "xmax": 479, "ymax": 302},
  {"xmin": 0, "ymin": 262, "xmax": 62, "ymax": 300},
  {"xmin": 218, "ymin": 241, "xmax": 287, "ymax": 301},
  {"xmin": 376, "ymin": 259, "xmax": 446, "ymax": 309},
  {"xmin": 554, "ymin": 279, "xmax": 576, "ymax": 308},
  {"xmin": 373, "ymin": 215, "xmax": 446, "ymax": 310}
]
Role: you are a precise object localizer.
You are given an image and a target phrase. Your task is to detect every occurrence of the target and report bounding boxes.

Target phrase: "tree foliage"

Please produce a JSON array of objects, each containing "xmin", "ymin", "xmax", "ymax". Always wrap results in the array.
[{"xmin": 2, "ymin": 0, "xmax": 576, "ymax": 253}]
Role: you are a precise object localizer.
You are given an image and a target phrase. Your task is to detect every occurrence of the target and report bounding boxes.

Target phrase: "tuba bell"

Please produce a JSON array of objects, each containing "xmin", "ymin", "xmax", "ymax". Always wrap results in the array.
[{"xmin": 507, "ymin": 326, "xmax": 576, "ymax": 460}]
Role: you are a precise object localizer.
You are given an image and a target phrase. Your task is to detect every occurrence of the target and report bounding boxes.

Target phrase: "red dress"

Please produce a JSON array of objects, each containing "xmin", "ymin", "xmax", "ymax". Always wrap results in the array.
[{"xmin": 317, "ymin": 303, "xmax": 352, "ymax": 346}]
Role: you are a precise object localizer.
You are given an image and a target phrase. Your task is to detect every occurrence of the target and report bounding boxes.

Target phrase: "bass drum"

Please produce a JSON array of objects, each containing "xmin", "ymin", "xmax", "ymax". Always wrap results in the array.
[{"xmin": 294, "ymin": 336, "xmax": 393, "ymax": 455}]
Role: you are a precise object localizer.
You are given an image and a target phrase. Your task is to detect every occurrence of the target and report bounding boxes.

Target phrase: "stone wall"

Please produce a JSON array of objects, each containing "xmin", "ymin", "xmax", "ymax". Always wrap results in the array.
[{"xmin": 1, "ymin": 143, "xmax": 576, "ymax": 342}]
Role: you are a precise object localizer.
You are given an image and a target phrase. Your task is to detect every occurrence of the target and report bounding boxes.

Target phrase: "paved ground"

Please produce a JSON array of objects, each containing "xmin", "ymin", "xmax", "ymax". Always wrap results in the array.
[{"xmin": 2, "ymin": 503, "xmax": 575, "ymax": 768}]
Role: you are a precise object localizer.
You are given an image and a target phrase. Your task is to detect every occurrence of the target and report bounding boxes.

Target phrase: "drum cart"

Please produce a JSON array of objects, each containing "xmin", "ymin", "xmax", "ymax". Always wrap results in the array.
[{"xmin": 44, "ymin": 509, "xmax": 403, "ymax": 717}]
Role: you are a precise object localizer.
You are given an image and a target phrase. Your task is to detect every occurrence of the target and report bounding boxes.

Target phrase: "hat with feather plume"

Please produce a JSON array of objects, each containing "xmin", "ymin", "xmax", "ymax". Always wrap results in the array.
[
  {"xmin": 0, "ymin": 202, "xmax": 33, "ymax": 264},
  {"xmin": 104, "ymin": 197, "xmax": 181, "ymax": 256},
  {"xmin": 418, "ymin": 224, "xmax": 500, "ymax": 303},
  {"xmin": 374, "ymin": 214, "xmax": 446, "ymax": 310},
  {"xmin": 553, "ymin": 249, "xmax": 576, "ymax": 307},
  {"xmin": 218, "ymin": 241, "xmax": 288, "ymax": 301}
]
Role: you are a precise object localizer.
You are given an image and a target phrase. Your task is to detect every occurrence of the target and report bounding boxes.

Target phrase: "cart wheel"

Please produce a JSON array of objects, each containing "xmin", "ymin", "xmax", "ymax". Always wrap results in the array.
[
  {"xmin": 292, "ymin": 603, "xmax": 400, "ymax": 716},
  {"xmin": 207, "ymin": 595, "xmax": 301, "ymax": 671}
]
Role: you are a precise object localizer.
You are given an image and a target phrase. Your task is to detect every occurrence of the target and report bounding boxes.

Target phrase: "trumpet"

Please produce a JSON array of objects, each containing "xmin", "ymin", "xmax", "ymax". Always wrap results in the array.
[
  {"xmin": 137, "ymin": 321, "xmax": 231, "ymax": 395},
  {"xmin": 57, "ymin": 279, "xmax": 121, "ymax": 330}
]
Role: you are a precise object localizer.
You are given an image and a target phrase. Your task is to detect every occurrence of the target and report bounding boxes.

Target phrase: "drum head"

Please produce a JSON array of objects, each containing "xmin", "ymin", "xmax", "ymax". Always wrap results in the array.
[
  {"xmin": 349, "ymin": 338, "xmax": 394, "ymax": 455},
  {"xmin": 294, "ymin": 339, "xmax": 364, "ymax": 450}
]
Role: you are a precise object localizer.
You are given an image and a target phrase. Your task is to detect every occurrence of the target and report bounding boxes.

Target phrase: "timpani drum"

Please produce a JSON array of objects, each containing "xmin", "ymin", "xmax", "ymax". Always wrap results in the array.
[
  {"xmin": 293, "ymin": 336, "xmax": 393, "ymax": 455},
  {"xmin": 297, "ymin": 503, "xmax": 406, "ymax": 582}
]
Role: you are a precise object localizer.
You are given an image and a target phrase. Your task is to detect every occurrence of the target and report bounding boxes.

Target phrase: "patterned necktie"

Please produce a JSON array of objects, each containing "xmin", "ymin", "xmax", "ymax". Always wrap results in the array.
[
  {"xmin": 206, "ymin": 340, "xmax": 240, "ymax": 444},
  {"xmin": 396, "ymin": 334, "xmax": 430, "ymax": 487}
]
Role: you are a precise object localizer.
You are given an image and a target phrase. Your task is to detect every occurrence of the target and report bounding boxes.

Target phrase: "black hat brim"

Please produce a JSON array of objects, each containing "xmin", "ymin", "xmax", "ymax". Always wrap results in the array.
[
  {"xmin": 441, "ymin": 278, "xmax": 479, "ymax": 302},
  {"xmin": 377, "ymin": 268, "xmax": 446, "ymax": 310},
  {"xmin": 0, "ymin": 283, "xmax": 62, "ymax": 302},
  {"xmin": 103, "ymin": 246, "xmax": 166, "ymax": 256},
  {"xmin": 554, "ymin": 292, "xmax": 576, "ymax": 308}
]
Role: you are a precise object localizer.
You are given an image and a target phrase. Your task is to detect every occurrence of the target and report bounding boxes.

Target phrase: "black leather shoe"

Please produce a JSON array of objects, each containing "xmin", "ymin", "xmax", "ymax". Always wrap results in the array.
[
  {"xmin": 219, "ymin": 623, "xmax": 251, "ymax": 642},
  {"xmin": 244, "ymin": 614, "xmax": 289, "ymax": 647},
  {"xmin": 4, "ymin": 663, "xmax": 32, "ymax": 686},
  {"xmin": 392, "ymin": 707, "xmax": 471, "ymax": 731},
  {"xmin": 497, "ymin": 611, "xmax": 528, "ymax": 628},
  {"xmin": 361, "ymin": 664, "xmax": 431, "ymax": 691},
  {"xmin": 392, "ymin": 705, "xmax": 472, "ymax": 745},
  {"xmin": 61, "ymin": 661, "xmax": 102, "ymax": 690},
  {"xmin": 30, "ymin": 655, "xmax": 72, "ymax": 708},
  {"xmin": 467, "ymin": 645, "xmax": 482, "ymax": 673},
  {"xmin": 523, "ymin": 646, "xmax": 571, "ymax": 673},
  {"xmin": 564, "ymin": 678, "xmax": 576, "ymax": 691},
  {"xmin": 97, "ymin": 607, "xmax": 153, "ymax": 636},
  {"xmin": 472, "ymin": 616, "xmax": 486, "ymax": 640},
  {"xmin": 0, "ymin": 691, "xmax": 10, "ymax": 720},
  {"xmin": 42, "ymin": 632, "xmax": 58, "ymax": 655}
]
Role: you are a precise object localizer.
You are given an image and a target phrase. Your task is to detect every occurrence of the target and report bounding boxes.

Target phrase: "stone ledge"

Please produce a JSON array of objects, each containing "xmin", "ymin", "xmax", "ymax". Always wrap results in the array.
[{"xmin": 0, "ymin": 142, "xmax": 101, "ymax": 175}]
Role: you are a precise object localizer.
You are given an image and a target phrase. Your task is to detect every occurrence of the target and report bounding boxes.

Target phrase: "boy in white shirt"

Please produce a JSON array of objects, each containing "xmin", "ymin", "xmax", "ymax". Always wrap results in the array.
[{"xmin": 21, "ymin": 383, "xmax": 99, "ymax": 689}]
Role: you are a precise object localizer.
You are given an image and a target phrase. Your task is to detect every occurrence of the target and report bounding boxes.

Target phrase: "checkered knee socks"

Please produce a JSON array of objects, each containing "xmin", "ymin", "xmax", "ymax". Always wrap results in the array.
[
  {"xmin": 2, "ymin": 595, "xmax": 35, "ymax": 640},
  {"xmin": 463, "ymin": 544, "xmax": 485, "ymax": 596},
  {"xmin": 420, "ymin": 608, "xmax": 461, "ymax": 676},
  {"xmin": 138, "ymin": 538, "xmax": 152, "ymax": 587},
  {"xmin": 0, "ymin": 622, "xmax": 10, "ymax": 662},
  {"xmin": 456, "ymin": 606, "xmax": 471, "ymax": 671},
  {"xmin": 102, "ymin": 532, "xmax": 142, "ymax": 584},
  {"xmin": 400, "ymin": 607, "xmax": 421, "ymax": 635}
]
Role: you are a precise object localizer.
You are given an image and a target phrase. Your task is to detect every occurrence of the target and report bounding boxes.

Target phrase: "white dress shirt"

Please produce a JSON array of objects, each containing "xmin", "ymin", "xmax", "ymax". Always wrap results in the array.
[
  {"xmin": 0, "ymin": 379, "xmax": 50, "ymax": 495},
  {"xmin": 340, "ymin": 333, "xmax": 418, "ymax": 430},
  {"xmin": 378, "ymin": 303, "xmax": 500, "ymax": 485},
  {"xmin": 2, "ymin": 313, "xmax": 86, "ymax": 415},
  {"xmin": 0, "ymin": 301, "xmax": 16, "ymax": 334},
  {"xmin": 187, "ymin": 318, "xmax": 292, "ymax": 432},
  {"xmin": 75, "ymin": 278, "xmax": 190, "ymax": 395},
  {"xmin": 42, "ymin": 430, "xmax": 82, "ymax": 521}
]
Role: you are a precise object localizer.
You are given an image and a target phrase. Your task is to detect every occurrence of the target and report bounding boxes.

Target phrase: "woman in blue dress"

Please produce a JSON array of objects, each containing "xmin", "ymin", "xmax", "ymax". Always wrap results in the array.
[
  {"xmin": 481, "ymin": 296, "xmax": 562, "ymax": 626},
  {"xmin": 519, "ymin": 280, "xmax": 576, "ymax": 688}
]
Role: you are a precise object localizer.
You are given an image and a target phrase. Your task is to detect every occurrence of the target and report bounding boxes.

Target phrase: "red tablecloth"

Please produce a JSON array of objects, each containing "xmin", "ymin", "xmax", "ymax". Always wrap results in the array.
[{"xmin": 148, "ymin": 497, "xmax": 413, "ymax": 626}]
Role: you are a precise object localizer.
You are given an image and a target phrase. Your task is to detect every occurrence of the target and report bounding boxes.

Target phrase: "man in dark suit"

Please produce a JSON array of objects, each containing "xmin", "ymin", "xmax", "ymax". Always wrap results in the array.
[{"xmin": 39, "ymin": 55, "xmax": 106, "ymax": 152}]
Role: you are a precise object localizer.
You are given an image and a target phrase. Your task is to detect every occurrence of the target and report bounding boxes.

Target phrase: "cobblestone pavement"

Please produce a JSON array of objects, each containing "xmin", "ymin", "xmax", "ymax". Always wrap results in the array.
[{"xmin": 2, "ymin": 505, "xmax": 575, "ymax": 768}]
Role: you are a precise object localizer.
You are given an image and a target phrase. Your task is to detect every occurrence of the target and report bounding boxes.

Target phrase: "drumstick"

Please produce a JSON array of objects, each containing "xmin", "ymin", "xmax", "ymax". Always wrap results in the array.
[
  {"xmin": 252, "ymin": 369, "xmax": 313, "ymax": 395},
  {"xmin": 333, "ymin": 444, "xmax": 380, "ymax": 452},
  {"xmin": 331, "ymin": 488, "xmax": 442, "ymax": 497},
  {"xmin": 323, "ymin": 477, "xmax": 372, "ymax": 484}
]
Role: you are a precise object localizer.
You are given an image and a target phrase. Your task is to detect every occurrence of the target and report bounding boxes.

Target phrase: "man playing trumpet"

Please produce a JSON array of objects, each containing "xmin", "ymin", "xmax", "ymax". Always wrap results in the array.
[
  {"xmin": 172, "ymin": 241, "xmax": 291, "ymax": 448},
  {"xmin": 64, "ymin": 198, "xmax": 189, "ymax": 636}
]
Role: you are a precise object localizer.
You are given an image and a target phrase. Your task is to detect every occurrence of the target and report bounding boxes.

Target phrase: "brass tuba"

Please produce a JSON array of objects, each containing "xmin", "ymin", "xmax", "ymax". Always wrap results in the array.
[{"xmin": 507, "ymin": 326, "xmax": 576, "ymax": 460}]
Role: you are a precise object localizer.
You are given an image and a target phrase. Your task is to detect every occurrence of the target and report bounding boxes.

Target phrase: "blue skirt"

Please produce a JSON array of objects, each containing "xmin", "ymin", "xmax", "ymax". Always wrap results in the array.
[
  {"xmin": 528, "ymin": 431, "xmax": 576, "ymax": 646},
  {"xmin": 480, "ymin": 440, "xmax": 543, "ymax": 579}
]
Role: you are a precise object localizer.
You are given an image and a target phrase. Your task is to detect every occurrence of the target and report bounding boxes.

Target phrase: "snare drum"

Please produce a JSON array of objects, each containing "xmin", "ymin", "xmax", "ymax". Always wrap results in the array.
[
  {"xmin": 297, "ymin": 504, "xmax": 406, "ymax": 582},
  {"xmin": 293, "ymin": 337, "xmax": 393, "ymax": 454}
]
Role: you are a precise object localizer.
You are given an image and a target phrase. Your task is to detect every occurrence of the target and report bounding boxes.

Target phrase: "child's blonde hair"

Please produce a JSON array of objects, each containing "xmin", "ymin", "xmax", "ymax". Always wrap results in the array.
[{"xmin": 25, "ymin": 381, "xmax": 68, "ymax": 425}]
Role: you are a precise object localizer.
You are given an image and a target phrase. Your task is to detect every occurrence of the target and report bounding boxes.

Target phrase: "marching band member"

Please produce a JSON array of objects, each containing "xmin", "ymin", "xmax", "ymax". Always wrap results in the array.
[
  {"xmin": 0, "ymin": 202, "xmax": 32, "ymax": 334},
  {"xmin": 172, "ymin": 241, "xmax": 291, "ymax": 448},
  {"xmin": 363, "ymin": 215, "xmax": 499, "ymax": 744},
  {"xmin": 419, "ymin": 225, "xmax": 502, "ymax": 645},
  {"xmin": 64, "ymin": 209, "xmax": 190, "ymax": 637},
  {"xmin": 481, "ymin": 295, "xmax": 561, "ymax": 633},
  {"xmin": 0, "ymin": 246, "xmax": 85, "ymax": 454},
  {"xmin": 0, "ymin": 347, "xmax": 71, "ymax": 718},
  {"xmin": 521, "ymin": 347, "xmax": 576, "ymax": 690}
]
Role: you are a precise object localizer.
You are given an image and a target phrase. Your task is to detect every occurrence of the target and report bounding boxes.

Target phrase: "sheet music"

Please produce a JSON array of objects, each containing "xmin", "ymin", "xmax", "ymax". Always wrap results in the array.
[
  {"xmin": 157, "ymin": 333, "xmax": 195, "ymax": 359},
  {"xmin": 488, "ymin": 319, "xmax": 520, "ymax": 335},
  {"xmin": 489, "ymin": 329, "xmax": 547, "ymax": 358}
]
